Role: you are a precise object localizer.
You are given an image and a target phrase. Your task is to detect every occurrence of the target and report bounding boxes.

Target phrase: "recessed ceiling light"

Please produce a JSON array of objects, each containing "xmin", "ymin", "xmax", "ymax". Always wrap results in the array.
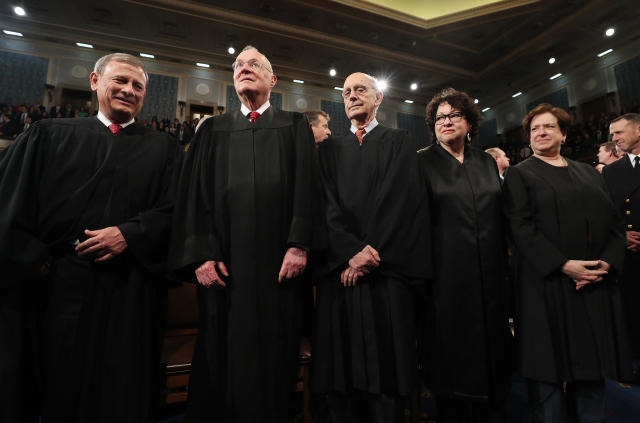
[
  {"xmin": 605, "ymin": 28, "xmax": 615, "ymax": 37},
  {"xmin": 329, "ymin": 68, "xmax": 337, "ymax": 77},
  {"xmin": 550, "ymin": 73, "xmax": 562, "ymax": 80},
  {"xmin": 597, "ymin": 48, "xmax": 613, "ymax": 57},
  {"xmin": 293, "ymin": 79, "xmax": 304, "ymax": 84},
  {"xmin": 333, "ymin": 86, "xmax": 343, "ymax": 91},
  {"xmin": 482, "ymin": 107, "xmax": 491, "ymax": 112},
  {"xmin": 404, "ymin": 99, "xmax": 414, "ymax": 104},
  {"xmin": 376, "ymin": 79, "xmax": 388, "ymax": 91},
  {"xmin": 474, "ymin": 99, "xmax": 479, "ymax": 104},
  {"xmin": 228, "ymin": 47, "xmax": 235, "ymax": 55},
  {"xmin": 139, "ymin": 53, "xmax": 154, "ymax": 59},
  {"xmin": 14, "ymin": 6, "xmax": 26, "ymax": 16},
  {"xmin": 196, "ymin": 62, "xmax": 210, "ymax": 68},
  {"xmin": 512, "ymin": 92, "xmax": 522, "ymax": 98},
  {"xmin": 3, "ymin": 30, "xmax": 23, "ymax": 37},
  {"xmin": 410, "ymin": 82, "xmax": 418, "ymax": 90},
  {"xmin": 76, "ymin": 42, "xmax": 93, "ymax": 49},
  {"xmin": 548, "ymin": 57, "xmax": 556, "ymax": 64}
]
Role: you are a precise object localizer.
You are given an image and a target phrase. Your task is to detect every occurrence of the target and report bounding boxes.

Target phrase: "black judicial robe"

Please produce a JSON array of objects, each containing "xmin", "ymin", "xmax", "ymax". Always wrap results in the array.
[
  {"xmin": 504, "ymin": 156, "xmax": 632, "ymax": 383},
  {"xmin": 168, "ymin": 107, "xmax": 317, "ymax": 423},
  {"xmin": 311, "ymin": 126, "xmax": 431, "ymax": 396},
  {"xmin": 0, "ymin": 117, "xmax": 181, "ymax": 422},
  {"xmin": 602, "ymin": 156, "xmax": 640, "ymax": 358},
  {"xmin": 418, "ymin": 144, "xmax": 513, "ymax": 403}
]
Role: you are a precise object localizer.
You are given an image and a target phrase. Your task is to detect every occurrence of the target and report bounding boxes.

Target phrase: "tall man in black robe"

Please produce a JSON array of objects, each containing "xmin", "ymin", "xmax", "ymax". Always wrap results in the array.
[
  {"xmin": 168, "ymin": 45, "xmax": 317, "ymax": 423},
  {"xmin": 603, "ymin": 113, "xmax": 640, "ymax": 379},
  {"xmin": 0, "ymin": 53, "xmax": 181, "ymax": 423},
  {"xmin": 311, "ymin": 72, "xmax": 431, "ymax": 423}
]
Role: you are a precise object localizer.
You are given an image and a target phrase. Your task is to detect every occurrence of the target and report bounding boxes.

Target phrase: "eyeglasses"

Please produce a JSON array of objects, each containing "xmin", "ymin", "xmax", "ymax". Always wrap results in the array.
[
  {"xmin": 435, "ymin": 112, "xmax": 464, "ymax": 125},
  {"xmin": 232, "ymin": 59, "xmax": 272, "ymax": 73}
]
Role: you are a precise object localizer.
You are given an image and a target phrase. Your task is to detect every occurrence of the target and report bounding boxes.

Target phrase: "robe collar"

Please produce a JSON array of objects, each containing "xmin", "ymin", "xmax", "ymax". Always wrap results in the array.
[
  {"xmin": 240, "ymin": 100, "xmax": 271, "ymax": 121},
  {"xmin": 350, "ymin": 118, "xmax": 378, "ymax": 139}
]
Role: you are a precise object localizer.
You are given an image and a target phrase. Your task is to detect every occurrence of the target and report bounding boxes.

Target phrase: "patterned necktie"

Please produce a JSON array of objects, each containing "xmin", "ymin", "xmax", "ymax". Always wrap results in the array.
[
  {"xmin": 108, "ymin": 123, "xmax": 122, "ymax": 134},
  {"xmin": 356, "ymin": 128, "xmax": 366, "ymax": 145},
  {"xmin": 248, "ymin": 111, "xmax": 261, "ymax": 125}
]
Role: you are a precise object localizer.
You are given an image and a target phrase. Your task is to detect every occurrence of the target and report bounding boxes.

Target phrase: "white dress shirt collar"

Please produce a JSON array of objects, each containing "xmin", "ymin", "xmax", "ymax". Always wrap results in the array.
[
  {"xmin": 97, "ymin": 111, "xmax": 135, "ymax": 129},
  {"xmin": 350, "ymin": 117, "xmax": 379, "ymax": 138},
  {"xmin": 240, "ymin": 101, "xmax": 271, "ymax": 120}
]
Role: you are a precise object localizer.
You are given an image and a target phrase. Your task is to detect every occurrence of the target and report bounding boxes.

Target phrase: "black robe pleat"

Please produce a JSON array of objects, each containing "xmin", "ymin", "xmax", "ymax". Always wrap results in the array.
[
  {"xmin": 417, "ymin": 144, "xmax": 513, "ymax": 403},
  {"xmin": 503, "ymin": 156, "xmax": 632, "ymax": 384},
  {"xmin": 168, "ymin": 107, "xmax": 318, "ymax": 423},
  {"xmin": 0, "ymin": 117, "xmax": 181, "ymax": 422},
  {"xmin": 311, "ymin": 126, "xmax": 431, "ymax": 396}
]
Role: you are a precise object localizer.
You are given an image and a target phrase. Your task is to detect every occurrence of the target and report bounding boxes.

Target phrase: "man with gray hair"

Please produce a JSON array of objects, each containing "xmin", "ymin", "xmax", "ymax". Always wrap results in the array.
[
  {"xmin": 169, "ymin": 45, "xmax": 318, "ymax": 422},
  {"xmin": 311, "ymin": 72, "xmax": 431, "ymax": 422},
  {"xmin": 303, "ymin": 109, "xmax": 332, "ymax": 144},
  {"xmin": 0, "ymin": 53, "xmax": 181, "ymax": 422}
]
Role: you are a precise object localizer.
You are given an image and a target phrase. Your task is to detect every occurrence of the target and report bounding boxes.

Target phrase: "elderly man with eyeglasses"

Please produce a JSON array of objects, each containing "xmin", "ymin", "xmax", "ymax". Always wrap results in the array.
[{"xmin": 169, "ymin": 45, "xmax": 319, "ymax": 423}]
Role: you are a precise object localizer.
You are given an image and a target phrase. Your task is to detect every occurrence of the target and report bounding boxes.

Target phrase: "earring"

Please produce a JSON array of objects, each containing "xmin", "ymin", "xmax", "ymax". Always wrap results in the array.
[{"xmin": 467, "ymin": 132, "xmax": 471, "ymax": 142}]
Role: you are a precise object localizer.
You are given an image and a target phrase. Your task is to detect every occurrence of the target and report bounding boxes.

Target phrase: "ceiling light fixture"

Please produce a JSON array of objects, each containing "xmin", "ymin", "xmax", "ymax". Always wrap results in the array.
[
  {"xmin": 404, "ymin": 100, "xmax": 414, "ymax": 104},
  {"xmin": 76, "ymin": 42, "xmax": 93, "ymax": 48},
  {"xmin": 474, "ymin": 99, "xmax": 479, "ymax": 104},
  {"xmin": 597, "ymin": 48, "xmax": 613, "ymax": 57},
  {"xmin": 139, "ymin": 53, "xmax": 154, "ymax": 59},
  {"xmin": 329, "ymin": 68, "xmax": 337, "ymax": 77},
  {"xmin": 3, "ymin": 30, "xmax": 23, "ymax": 37},
  {"xmin": 482, "ymin": 107, "xmax": 491, "ymax": 112},
  {"xmin": 548, "ymin": 57, "xmax": 556, "ymax": 64},
  {"xmin": 333, "ymin": 86, "xmax": 343, "ymax": 91},
  {"xmin": 512, "ymin": 92, "xmax": 522, "ymax": 98},
  {"xmin": 549, "ymin": 73, "xmax": 562, "ymax": 80},
  {"xmin": 196, "ymin": 62, "xmax": 210, "ymax": 68},
  {"xmin": 293, "ymin": 79, "xmax": 304, "ymax": 84},
  {"xmin": 14, "ymin": 6, "xmax": 26, "ymax": 16},
  {"xmin": 410, "ymin": 82, "xmax": 418, "ymax": 90},
  {"xmin": 605, "ymin": 28, "xmax": 615, "ymax": 37},
  {"xmin": 228, "ymin": 47, "xmax": 235, "ymax": 55},
  {"xmin": 377, "ymin": 80, "xmax": 388, "ymax": 91}
]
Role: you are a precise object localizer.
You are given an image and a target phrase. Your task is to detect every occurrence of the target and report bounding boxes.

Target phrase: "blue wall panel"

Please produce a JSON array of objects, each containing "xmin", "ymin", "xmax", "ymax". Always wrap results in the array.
[
  {"xmin": 0, "ymin": 51, "xmax": 48, "ymax": 105},
  {"xmin": 139, "ymin": 73, "xmax": 178, "ymax": 120}
]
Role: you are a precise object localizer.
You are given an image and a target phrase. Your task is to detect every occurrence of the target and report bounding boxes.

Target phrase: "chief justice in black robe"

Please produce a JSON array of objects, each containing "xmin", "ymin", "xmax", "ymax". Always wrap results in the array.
[
  {"xmin": 0, "ymin": 54, "xmax": 181, "ymax": 422},
  {"xmin": 418, "ymin": 88, "xmax": 513, "ymax": 423},
  {"xmin": 168, "ymin": 46, "xmax": 317, "ymax": 423},
  {"xmin": 311, "ymin": 72, "xmax": 431, "ymax": 423}
]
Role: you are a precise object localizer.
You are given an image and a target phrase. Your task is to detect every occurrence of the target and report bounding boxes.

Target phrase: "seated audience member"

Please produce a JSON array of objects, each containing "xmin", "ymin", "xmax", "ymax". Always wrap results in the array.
[
  {"xmin": 303, "ymin": 110, "xmax": 332, "ymax": 145},
  {"xmin": 597, "ymin": 141, "xmax": 619, "ymax": 166},
  {"xmin": 0, "ymin": 114, "xmax": 19, "ymax": 139}
]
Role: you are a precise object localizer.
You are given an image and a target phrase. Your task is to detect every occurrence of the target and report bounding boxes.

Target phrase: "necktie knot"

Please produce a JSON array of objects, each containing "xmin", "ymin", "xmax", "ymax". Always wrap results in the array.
[
  {"xmin": 108, "ymin": 123, "xmax": 122, "ymax": 134},
  {"xmin": 635, "ymin": 156, "xmax": 640, "ymax": 167},
  {"xmin": 248, "ymin": 111, "xmax": 261, "ymax": 124},
  {"xmin": 355, "ymin": 128, "xmax": 366, "ymax": 145}
]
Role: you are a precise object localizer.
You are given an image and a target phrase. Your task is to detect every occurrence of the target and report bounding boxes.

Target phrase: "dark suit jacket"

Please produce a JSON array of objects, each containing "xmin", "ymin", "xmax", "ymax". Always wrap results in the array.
[{"xmin": 603, "ymin": 156, "xmax": 640, "ymax": 232}]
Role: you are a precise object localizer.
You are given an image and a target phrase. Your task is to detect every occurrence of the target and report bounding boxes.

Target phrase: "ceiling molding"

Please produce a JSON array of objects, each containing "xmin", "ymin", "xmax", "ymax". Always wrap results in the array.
[
  {"xmin": 124, "ymin": 0, "xmax": 475, "ymax": 77},
  {"xmin": 329, "ymin": 0, "xmax": 541, "ymax": 29}
]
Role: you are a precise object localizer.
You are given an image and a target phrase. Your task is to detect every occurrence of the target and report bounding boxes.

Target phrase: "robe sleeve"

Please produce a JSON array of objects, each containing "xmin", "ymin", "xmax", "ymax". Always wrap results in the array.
[
  {"xmin": 117, "ymin": 138, "xmax": 183, "ymax": 275},
  {"xmin": 0, "ymin": 123, "xmax": 50, "ymax": 280},
  {"xmin": 503, "ymin": 166, "xmax": 567, "ymax": 277},
  {"xmin": 318, "ymin": 138, "xmax": 367, "ymax": 271},
  {"xmin": 286, "ymin": 114, "xmax": 318, "ymax": 250},
  {"xmin": 167, "ymin": 119, "xmax": 223, "ymax": 281}
]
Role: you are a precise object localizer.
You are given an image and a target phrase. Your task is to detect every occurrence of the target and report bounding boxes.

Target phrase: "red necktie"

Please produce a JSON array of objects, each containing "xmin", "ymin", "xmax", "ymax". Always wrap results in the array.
[
  {"xmin": 108, "ymin": 123, "xmax": 122, "ymax": 134},
  {"xmin": 356, "ymin": 128, "xmax": 365, "ymax": 145},
  {"xmin": 248, "ymin": 111, "xmax": 260, "ymax": 125}
]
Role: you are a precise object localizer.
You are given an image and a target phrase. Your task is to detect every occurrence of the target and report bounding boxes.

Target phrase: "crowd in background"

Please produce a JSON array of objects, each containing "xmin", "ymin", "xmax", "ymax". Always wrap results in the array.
[
  {"xmin": 0, "ymin": 98, "xmax": 197, "ymax": 145},
  {"xmin": 2, "ymin": 96, "xmax": 640, "ymax": 157}
]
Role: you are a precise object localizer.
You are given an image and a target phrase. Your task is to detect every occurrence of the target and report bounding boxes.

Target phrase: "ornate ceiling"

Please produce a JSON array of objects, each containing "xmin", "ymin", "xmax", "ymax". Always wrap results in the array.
[{"xmin": 2, "ymin": 0, "xmax": 639, "ymax": 108}]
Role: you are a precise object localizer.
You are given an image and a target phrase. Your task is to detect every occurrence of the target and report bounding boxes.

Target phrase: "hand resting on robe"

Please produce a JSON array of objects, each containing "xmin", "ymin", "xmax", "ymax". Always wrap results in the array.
[
  {"xmin": 626, "ymin": 231, "xmax": 640, "ymax": 252},
  {"xmin": 195, "ymin": 260, "xmax": 229, "ymax": 288},
  {"xmin": 561, "ymin": 259, "xmax": 609, "ymax": 290},
  {"xmin": 278, "ymin": 247, "xmax": 307, "ymax": 283},
  {"xmin": 341, "ymin": 245, "xmax": 380, "ymax": 287},
  {"xmin": 76, "ymin": 227, "xmax": 128, "ymax": 263}
]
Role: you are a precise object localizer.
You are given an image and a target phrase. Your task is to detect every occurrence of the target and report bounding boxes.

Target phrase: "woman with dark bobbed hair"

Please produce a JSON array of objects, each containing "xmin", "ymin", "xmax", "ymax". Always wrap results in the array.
[
  {"xmin": 418, "ymin": 88, "xmax": 513, "ymax": 422},
  {"xmin": 503, "ymin": 103, "xmax": 632, "ymax": 422}
]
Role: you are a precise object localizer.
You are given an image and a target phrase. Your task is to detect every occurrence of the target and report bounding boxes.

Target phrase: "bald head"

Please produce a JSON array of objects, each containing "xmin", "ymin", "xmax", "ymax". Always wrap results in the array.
[{"xmin": 342, "ymin": 72, "xmax": 383, "ymax": 127}]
